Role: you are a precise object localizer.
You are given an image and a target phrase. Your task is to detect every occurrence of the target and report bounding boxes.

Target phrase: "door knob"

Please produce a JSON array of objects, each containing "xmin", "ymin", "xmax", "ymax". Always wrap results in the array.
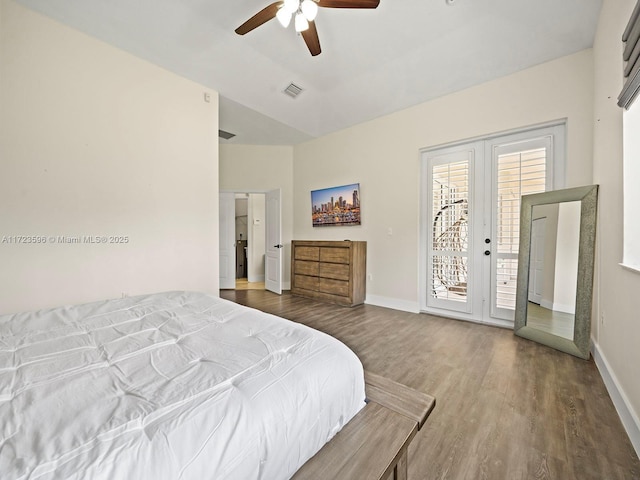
[
  {"xmin": 484, "ymin": 250, "xmax": 491, "ymax": 256},
  {"xmin": 485, "ymin": 238, "xmax": 491, "ymax": 244}
]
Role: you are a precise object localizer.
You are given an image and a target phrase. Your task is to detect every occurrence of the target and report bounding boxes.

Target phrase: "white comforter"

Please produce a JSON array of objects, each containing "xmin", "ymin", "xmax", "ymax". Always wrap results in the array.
[{"xmin": 0, "ymin": 291, "xmax": 365, "ymax": 479}]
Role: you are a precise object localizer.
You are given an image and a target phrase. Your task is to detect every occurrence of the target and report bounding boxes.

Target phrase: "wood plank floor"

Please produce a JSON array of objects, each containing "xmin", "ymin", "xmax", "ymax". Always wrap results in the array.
[
  {"xmin": 233, "ymin": 278, "xmax": 265, "ymax": 290},
  {"xmin": 220, "ymin": 290, "xmax": 640, "ymax": 480}
]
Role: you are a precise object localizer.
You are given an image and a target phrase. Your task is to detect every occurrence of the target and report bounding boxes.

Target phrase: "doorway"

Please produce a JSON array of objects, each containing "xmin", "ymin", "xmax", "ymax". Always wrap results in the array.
[
  {"xmin": 219, "ymin": 189, "xmax": 282, "ymax": 293},
  {"xmin": 419, "ymin": 123, "xmax": 566, "ymax": 327},
  {"xmin": 234, "ymin": 194, "xmax": 265, "ymax": 290}
]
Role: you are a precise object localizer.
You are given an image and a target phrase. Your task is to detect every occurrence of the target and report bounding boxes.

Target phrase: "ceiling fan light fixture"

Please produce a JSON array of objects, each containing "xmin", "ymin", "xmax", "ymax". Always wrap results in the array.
[
  {"xmin": 276, "ymin": 8, "xmax": 292, "ymax": 27},
  {"xmin": 300, "ymin": 0, "xmax": 318, "ymax": 21},
  {"xmin": 237, "ymin": 0, "xmax": 380, "ymax": 55},
  {"xmin": 294, "ymin": 11, "xmax": 309, "ymax": 32},
  {"xmin": 282, "ymin": 0, "xmax": 300, "ymax": 15}
]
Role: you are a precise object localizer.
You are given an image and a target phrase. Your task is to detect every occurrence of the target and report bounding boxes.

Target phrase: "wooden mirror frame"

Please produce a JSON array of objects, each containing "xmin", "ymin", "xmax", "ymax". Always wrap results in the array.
[{"xmin": 514, "ymin": 185, "xmax": 598, "ymax": 359}]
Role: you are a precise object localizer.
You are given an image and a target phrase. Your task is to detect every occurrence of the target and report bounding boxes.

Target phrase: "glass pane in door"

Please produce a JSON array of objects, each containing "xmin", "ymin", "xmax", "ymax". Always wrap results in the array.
[
  {"xmin": 495, "ymin": 147, "xmax": 546, "ymax": 311},
  {"xmin": 431, "ymin": 161, "xmax": 469, "ymax": 303}
]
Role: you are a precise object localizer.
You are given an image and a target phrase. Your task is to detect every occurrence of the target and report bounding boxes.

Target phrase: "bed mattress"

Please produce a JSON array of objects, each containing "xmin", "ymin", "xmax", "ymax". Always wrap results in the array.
[{"xmin": 0, "ymin": 291, "xmax": 365, "ymax": 479}]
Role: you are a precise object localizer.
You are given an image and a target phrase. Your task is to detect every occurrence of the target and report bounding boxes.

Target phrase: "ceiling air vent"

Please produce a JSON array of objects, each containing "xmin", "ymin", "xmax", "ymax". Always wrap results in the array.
[
  {"xmin": 283, "ymin": 83, "xmax": 303, "ymax": 99},
  {"xmin": 218, "ymin": 129, "xmax": 236, "ymax": 140}
]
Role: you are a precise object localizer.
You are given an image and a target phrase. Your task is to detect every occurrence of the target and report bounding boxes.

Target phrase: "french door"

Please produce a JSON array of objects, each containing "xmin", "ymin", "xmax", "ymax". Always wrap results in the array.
[{"xmin": 420, "ymin": 124, "xmax": 565, "ymax": 326}]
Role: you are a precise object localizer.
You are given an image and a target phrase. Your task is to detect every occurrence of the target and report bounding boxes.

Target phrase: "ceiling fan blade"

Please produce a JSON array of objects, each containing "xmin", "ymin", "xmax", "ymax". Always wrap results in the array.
[
  {"xmin": 316, "ymin": 0, "xmax": 379, "ymax": 8},
  {"xmin": 301, "ymin": 21, "xmax": 322, "ymax": 56},
  {"xmin": 235, "ymin": 2, "xmax": 282, "ymax": 35}
]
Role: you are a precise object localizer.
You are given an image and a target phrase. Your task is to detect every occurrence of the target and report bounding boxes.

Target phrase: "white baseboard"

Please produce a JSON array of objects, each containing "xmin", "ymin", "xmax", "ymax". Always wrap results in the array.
[
  {"xmin": 592, "ymin": 340, "xmax": 640, "ymax": 458},
  {"xmin": 364, "ymin": 294, "xmax": 420, "ymax": 313},
  {"xmin": 364, "ymin": 295, "xmax": 515, "ymax": 329}
]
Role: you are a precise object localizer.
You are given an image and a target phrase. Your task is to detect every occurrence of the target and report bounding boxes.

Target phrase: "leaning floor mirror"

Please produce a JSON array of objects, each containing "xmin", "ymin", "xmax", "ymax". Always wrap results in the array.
[{"xmin": 514, "ymin": 185, "xmax": 598, "ymax": 360}]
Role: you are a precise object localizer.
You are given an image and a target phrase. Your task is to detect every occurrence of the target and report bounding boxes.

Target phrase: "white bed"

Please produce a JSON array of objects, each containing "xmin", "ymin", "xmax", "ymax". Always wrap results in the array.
[{"xmin": 0, "ymin": 291, "xmax": 366, "ymax": 479}]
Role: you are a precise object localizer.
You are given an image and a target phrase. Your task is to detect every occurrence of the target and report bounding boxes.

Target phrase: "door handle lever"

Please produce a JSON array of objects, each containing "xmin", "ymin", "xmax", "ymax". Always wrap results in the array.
[{"xmin": 274, "ymin": 244, "xmax": 283, "ymax": 249}]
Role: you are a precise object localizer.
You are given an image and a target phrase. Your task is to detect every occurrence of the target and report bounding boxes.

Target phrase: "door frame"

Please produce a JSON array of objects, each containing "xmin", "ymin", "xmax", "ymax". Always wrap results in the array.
[
  {"xmin": 419, "ymin": 120, "xmax": 566, "ymax": 328},
  {"xmin": 219, "ymin": 189, "xmax": 282, "ymax": 293}
]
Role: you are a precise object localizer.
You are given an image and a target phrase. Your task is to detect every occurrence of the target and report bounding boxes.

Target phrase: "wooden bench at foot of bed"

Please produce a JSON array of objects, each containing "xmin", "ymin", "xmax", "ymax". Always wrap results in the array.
[{"xmin": 293, "ymin": 372, "xmax": 436, "ymax": 480}]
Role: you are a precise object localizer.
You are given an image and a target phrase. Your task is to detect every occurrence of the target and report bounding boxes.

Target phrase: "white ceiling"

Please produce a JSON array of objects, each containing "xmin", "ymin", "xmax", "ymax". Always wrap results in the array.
[{"xmin": 16, "ymin": 0, "xmax": 603, "ymax": 145}]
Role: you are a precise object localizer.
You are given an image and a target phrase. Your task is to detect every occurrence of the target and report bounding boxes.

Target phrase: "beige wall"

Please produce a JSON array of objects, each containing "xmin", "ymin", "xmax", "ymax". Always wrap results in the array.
[
  {"xmin": 219, "ymin": 144, "xmax": 294, "ymax": 287},
  {"xmin": 0, "ymin": 0, "xmax": 219, "ymax": 314},
  {"xmin": 592, "ymin": 0, "xmax": 640, "ymax": 450},
  {"xmin": 293, "ymin": 50, "xmax": 594, "ymax": 310}
]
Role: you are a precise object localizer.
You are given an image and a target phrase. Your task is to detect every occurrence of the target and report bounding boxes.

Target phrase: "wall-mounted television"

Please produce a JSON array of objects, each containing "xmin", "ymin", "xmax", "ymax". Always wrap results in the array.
[{"xmin": 311, "ymin": 183, "xmax": 361, "ymax": 227}]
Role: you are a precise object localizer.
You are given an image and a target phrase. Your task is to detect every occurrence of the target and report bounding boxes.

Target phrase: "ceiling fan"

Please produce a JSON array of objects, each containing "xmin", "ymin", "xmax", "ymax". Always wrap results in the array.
[{"xmin": 235, "ymin": 0, "xmax": 380, "ymax": 56}]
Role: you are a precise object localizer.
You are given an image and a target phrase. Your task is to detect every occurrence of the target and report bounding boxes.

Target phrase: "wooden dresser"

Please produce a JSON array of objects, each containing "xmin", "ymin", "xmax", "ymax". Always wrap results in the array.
[{"xmin": 291, "ymin": 240, "xmax": 366, "ymax": 306}]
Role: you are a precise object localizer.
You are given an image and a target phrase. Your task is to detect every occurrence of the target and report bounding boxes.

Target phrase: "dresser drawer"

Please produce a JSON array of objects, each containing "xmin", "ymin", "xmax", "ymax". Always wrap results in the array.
[
  {"xmin": 319, "ymin": 262, "xmax": 350, "ymax": 281},
  {"xmin": 295, "ymin": 246, "xmax": 320, "ymax": 261},
  {"xmin": 295, "ymin": 260, "xmax": 320, "ymax": 276},
  {"xmin": 319, "ymin": 278, "xmax": 350, "ymax": 297},
  {"xmin": 320, "ymin": 247, "xmax": 350, "ymax": 264},
  {"xmin": 295, "ymin": 274, "xmax": 320, "ymax": 291}
]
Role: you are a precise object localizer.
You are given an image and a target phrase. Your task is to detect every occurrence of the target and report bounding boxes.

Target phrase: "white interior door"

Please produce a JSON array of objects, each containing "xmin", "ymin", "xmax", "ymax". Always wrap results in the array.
[
  {"xmin": 265, "ymin": 189, "xmax": 282, "ymax": 294},
  {"xmin": 529, "ymin": 217, "xmax": 546, "ymax": 304},
  {"xmin": 219, "ymin": 192, "xmax": 236, "ymax": 289}
]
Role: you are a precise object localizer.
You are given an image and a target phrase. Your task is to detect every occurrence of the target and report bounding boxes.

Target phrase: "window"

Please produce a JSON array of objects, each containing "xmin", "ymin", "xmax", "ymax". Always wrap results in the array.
[
  {"xmin": 623, "ymin": 103, "xmax": 640, "ymax": 271},
  {"xmin": 621, "ymin": 1, "xmax": 640, "ymax": 272}
]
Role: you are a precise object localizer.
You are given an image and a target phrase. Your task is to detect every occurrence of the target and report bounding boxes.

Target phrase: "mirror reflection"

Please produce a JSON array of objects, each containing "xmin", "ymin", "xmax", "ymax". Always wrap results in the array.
[
  {"xmin": 526, "ymin": 202, "xmax": 581, "ymax": 340},
  {"xmin": 514, "ymin": 185, "xmax": 598, "ymax": 360}
]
